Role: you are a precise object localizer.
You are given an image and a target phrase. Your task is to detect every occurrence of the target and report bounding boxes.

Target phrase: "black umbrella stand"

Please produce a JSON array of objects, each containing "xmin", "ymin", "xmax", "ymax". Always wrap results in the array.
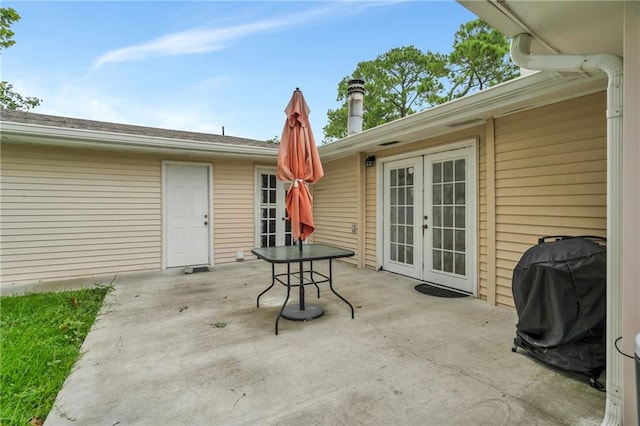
[{"xmin": 281, "ymin": 231, "xmax": 324, "ymax": 320}]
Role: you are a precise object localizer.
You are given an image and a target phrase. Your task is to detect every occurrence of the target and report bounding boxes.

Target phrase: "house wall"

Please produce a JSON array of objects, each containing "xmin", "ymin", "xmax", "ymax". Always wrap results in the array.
[
  {"xmin": 0, "ymin": 143, "xmax": 162, "ymax": 285},
  {"xmin": 212, "ymin": 159, "xmax": 261, "ymax": 263},
  {"xmin": 364, "ymin": 164, "xmax": 377, "ymax": 269},
  {"xmin": 0, "ymin": 143, "xmax": 275, "ymax": 287},
  {"xmin": 490, "ymin": 91, "xmax": 607, "ymax": 307},
  {"xmin": 313, "ymin": 154, "xmax": 360, "ymax": 266},
  {"xmin": 622, "ymin": 4, "xmax": 639, "ymax": 423},
  {"xmin": 314, "ymin": 91, "xmax": 607, "ymax": 309}
]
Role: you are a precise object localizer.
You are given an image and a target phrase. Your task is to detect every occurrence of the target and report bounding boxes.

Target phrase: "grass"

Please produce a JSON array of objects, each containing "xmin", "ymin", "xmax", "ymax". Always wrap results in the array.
[{"xmin": 0, "ymin": 286, "xmax": 111, "ymax": 426}]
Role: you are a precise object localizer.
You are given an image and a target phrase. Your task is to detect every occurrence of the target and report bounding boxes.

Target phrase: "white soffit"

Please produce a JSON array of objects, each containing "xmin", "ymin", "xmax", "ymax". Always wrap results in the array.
[{"xmin": 457, "ymin": 0, "xmax": 624, "ymax": 56}]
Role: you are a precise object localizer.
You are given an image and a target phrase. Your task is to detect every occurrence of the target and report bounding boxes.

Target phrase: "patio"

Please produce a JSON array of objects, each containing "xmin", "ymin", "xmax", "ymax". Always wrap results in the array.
[{"xmin": 40, "ymin": 259, "xmax": 604, "ymax": 425}]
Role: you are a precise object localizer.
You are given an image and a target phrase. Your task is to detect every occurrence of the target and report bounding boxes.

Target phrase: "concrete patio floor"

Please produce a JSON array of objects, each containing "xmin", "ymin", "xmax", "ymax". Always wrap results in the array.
[{"xmin": 35, "ymin": 259, "xmax": 604, "ymax": 426}]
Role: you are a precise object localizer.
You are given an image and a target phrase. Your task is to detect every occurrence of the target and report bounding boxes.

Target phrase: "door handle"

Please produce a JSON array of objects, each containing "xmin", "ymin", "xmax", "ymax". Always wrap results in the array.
[
  {"xmin": 204, "ymin": 221, "xmax": 208, "ymax": 226},
  {"xmin": 423, "ymin": 224, "xmax": 428, "ymax": 229}
]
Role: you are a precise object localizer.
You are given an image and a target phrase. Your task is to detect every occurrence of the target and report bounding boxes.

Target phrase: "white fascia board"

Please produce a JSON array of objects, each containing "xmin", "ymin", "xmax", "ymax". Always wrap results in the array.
[
  {"xmin": 319, "ymin": 70, "xmax": 606, "ymax": 161},
  {"xmin": 0, "ymin": 122, "xmax": 280, "ymax": 160}
]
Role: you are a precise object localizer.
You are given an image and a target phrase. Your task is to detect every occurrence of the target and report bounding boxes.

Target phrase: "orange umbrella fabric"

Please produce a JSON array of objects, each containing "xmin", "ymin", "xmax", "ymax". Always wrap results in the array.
[{"xmin": 277, "ymin": 88, "xmax": 324, "ymax": 242}]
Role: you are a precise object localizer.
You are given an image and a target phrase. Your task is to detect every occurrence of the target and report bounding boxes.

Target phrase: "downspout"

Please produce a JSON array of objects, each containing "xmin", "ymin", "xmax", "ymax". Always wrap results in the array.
[{"xmin": 511, "ymin": 33, "xmax": 624, "ymax": 425}]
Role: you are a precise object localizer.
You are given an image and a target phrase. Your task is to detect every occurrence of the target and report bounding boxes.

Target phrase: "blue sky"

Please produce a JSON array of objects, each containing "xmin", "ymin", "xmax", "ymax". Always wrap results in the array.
[{"xmin": 3, "ymin": 1, "xmax": 476, "ymax": 141}]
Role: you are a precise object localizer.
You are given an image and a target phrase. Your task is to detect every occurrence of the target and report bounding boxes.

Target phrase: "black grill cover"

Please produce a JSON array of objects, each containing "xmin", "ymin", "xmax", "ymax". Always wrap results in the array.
[{"xmin": 512, "ymin": 236, "xmax": 606, "ymax": 377}]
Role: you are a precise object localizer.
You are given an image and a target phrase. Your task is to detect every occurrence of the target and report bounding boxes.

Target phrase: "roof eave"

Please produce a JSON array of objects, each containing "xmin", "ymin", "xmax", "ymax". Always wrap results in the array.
[
  {"xmin": 319, "ymin": 70, "xmax": 607, "ymax": 161},
  {"xmin": 0, "ymin": 121, "xmax": 279, "ymax": 160}
]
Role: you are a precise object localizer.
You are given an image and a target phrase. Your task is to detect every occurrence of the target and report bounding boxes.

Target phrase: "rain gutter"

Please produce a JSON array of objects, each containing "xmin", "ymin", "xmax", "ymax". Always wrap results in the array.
[
  {"xmin": 0, "ymin": 121, "xmax": 280, "ymax": 160},
  {"xmin": 511, "ymin": 33, "xmax": 624, "ymax": 426}
]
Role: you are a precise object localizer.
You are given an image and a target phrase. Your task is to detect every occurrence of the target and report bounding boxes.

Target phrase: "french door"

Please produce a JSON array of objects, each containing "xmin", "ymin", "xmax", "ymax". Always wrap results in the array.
[
  {"xmin": 382, "ymin": 147, "xmax": 475, "ymax": 294},
  {"xmin": 383, "ymin": 158, "xmax": 423, "ymax": 278},
  {"xmin": 257, "ymin": 169, "xmax": 292, "ymax": 247}
]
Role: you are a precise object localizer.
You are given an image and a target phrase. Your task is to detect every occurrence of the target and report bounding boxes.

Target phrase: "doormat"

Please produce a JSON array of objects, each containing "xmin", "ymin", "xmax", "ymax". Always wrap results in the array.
[
  {"xmin": 415, "ymin": 283, "xmax": 469, "ymax": 298},
  {"xmin": 184, "ymin": 266, "xmax": 211, "ymax": 274}
]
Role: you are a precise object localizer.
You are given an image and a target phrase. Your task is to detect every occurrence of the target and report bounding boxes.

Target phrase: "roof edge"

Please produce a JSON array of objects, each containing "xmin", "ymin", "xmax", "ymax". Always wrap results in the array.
[
  {"xmin": 319, "ymin": 70, "xmax": 606, "ymax": 161},
  {"xmin": 0, "ymin": 120, "xmax": 279, "ymax": 159}
]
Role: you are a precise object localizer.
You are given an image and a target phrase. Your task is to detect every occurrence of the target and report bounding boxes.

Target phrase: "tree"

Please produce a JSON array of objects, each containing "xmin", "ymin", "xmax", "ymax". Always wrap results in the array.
[
  {"xmin": 0, "ymin": 7, "xmax": 19, "ymax": 49},
  {"xmin": 322, "ymin": 46, "xmax": 447, "ymax": 143},
  {"xmin": 265, "ymin": 135, "xmax": 280, "ymax": 144},
  {"xmin": 1, "ymin": 7, "xmax": 41, "ymax": 111},
  {"xmin": 322, "ymin": 20, "xmax": 519, "ymax": 143},
  {"xmin": 445, "ymin": 19, "xmax": 519, "ymax": 101}
]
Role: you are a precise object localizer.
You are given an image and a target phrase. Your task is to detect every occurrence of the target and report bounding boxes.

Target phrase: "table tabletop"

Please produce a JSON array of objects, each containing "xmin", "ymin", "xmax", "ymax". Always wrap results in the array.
[{"xmin": 251, "ymin": 243, "xmax": 354, "ymax": 263}]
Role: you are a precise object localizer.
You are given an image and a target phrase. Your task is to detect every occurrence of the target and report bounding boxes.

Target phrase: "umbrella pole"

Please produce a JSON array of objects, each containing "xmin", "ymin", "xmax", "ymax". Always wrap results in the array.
[
  {"xmin": 298, "ymin": 233, "xmax": 304, "ymax": 311},
  {"xmin": 282, "ymin": 226, "xmax": 323, "ymax": 320}
]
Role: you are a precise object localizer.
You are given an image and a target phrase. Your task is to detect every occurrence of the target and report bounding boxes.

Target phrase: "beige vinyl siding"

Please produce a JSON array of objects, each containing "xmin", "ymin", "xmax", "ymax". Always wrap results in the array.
[
  {"xmin": 1, "ymin": 143, "xmax": 162, "ymax": 285},
  {"xmin": 364, "ymin": 165, "xmax": 377, "ymax": 269},
  {"xmin": 492, "ymin": 91, "xmax": 607, "ymax": 308},
  {"xmin": 313, "ymin": 155, "xmax": 359, "ymax": 265},
  {"xmin": 212, "ymin": 160, "xmax": 258, "ymax": 263},
  {"xmin": 478, "ymin": 130, "xmax": 489, "ymax": 301}
]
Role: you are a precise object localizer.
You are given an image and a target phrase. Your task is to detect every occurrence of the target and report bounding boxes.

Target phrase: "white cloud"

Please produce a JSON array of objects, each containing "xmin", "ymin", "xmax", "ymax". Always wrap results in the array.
[
  {"xmin": 92, "ymin": 2, "xmax": 382, "ymax": 69},
  {"xmin": 92, "ymin": 20, "xmax": 278, "ymax": 69}
]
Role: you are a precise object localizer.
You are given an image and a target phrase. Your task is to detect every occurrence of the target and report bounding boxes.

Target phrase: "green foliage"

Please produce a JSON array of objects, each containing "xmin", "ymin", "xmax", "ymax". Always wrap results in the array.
[
  {"xmin": 0, "ymin": 286, "xmax": 110, "ymax": 425},
  {"xmin": 1, "ymin": 81, "xmax": 42, "ymax": 110},
  {"xmin": 322, "ymin": 46, "xmax": 447, "ymax": 142},
  {"xmin": 322, "ymin": 19, "xmax": 519, "ymax": 143},
  {"xmin": 265, "ymin": 135, "xmax": 280, "ymax": 144},
  {"xmin": 1, "ymin": 7, "xmax": 42, "ymax": 111},
  {"xmin": 445, "ymin": 19, "xmax": 520, "ymax": 101},
  {"xmin": 0, "ymin": 7, "xmax": 19, "ymax": 50}
]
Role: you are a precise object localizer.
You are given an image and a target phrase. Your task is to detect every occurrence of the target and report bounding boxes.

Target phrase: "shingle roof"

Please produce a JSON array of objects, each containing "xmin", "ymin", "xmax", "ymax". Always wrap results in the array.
[{"xmin": 0, "ymin": 109, "xmax": 274, "ymax": 148}]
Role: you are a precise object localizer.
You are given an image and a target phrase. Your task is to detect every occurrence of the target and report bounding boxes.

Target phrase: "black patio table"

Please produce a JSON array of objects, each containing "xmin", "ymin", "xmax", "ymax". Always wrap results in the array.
[{"xmin": 251, "ymin": 243, "xmax": 355, "ymax": 335}]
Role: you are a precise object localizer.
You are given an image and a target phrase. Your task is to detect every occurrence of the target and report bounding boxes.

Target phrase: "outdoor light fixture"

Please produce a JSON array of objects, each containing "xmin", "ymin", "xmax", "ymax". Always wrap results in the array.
[{"xmin": 364, "ymin": 155, "xmax": 376, "ymax": 168}]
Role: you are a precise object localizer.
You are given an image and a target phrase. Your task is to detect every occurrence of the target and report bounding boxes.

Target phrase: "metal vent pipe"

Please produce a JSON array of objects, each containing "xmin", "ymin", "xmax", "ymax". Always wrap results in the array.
[{"xmin": 347, "ymin": 79, "xmax": 365, "ymax": 135}]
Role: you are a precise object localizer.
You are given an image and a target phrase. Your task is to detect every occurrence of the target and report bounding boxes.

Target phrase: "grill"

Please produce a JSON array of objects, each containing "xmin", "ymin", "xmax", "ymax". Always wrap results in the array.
[{"xmin": 511, "ymin": 235, "xmax": 606, "ymax": 387}]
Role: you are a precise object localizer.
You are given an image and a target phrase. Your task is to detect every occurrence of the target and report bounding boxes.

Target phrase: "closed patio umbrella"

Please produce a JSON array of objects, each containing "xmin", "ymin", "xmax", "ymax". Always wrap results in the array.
[
  {"xmin": 277, "ymin": 88, "xmax": 324, "ymax": 243},
  {"xmin": 276, "ymin": 88, "xmax": 324, "ymax": 319}
]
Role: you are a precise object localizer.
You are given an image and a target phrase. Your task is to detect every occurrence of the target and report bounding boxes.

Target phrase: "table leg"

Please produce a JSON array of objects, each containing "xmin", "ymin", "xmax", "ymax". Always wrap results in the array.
[
  {"xmin": 309, "ymin": 260, "xmax": 321, "ymax": 298},
  {"xmin": 328, "ymin": 259, "xmax": 355, "ymax": 319},
  {"xmin": 275, "ymin": 263, "xmax": 293, "ymax": 335},
  {"xmin": 256, "ymin": 263, "xmax": 276, "ymax": 308}
]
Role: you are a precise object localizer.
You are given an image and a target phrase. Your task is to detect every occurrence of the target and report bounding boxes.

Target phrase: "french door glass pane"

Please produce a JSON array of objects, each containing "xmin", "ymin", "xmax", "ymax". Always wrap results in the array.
[
  {"xmin": 259, "ymin": 173, "xmax": 293, "ymax": 247},
  {"xmin": 431, "ymin": 158, "xmax": 466, "ymax": 277},
  {"xmin": 283, "ymin": 188, "xmax": 293, "ymax": 246},
  {"xmin": 389, "ymin": 166, "xmax": 415, "ymax": 266},
  {"xmin": 455, "ymin": 159, "xmax": 465, "ymax": 180}
]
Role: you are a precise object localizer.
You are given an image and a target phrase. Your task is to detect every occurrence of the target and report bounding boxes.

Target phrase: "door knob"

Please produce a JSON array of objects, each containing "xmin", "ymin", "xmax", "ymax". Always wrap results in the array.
[
  {"xmin": 423, "ymin": 224, "xmax": 428, "ymax": 229},
  {"xmin": 204, "ymin": 221, "xmax": 208, "ymax": 226}
]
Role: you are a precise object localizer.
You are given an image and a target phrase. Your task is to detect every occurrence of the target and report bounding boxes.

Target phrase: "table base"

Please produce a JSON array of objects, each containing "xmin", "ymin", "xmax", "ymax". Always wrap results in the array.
[
  {"xmin": 252, "ymin": 244, "xmax": 355, "ymax": 335},
  {"xmin": 281, "ymin": 303, "xmax": 324, "ymax": 320}
]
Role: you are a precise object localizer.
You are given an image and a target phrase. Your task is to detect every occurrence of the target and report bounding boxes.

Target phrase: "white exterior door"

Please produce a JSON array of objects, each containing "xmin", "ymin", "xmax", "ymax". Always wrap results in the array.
[
  {"xmin": 382, "ymin": 146, "xmax": 476, "ymax": 294},
  {"xmin": 423, "ymin": 149, "xmax": 475, "ymax": 294},
  {"xmin": 382, "ymin": 158, "xmax": 423, "ymax": 278},
  {"xmin": 256, "ymin": 169, "xmax": 292, "ymax": 247},
  {"xmin": 165, "ymin": 163, "xmax": 210, "ymax": 267}
]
